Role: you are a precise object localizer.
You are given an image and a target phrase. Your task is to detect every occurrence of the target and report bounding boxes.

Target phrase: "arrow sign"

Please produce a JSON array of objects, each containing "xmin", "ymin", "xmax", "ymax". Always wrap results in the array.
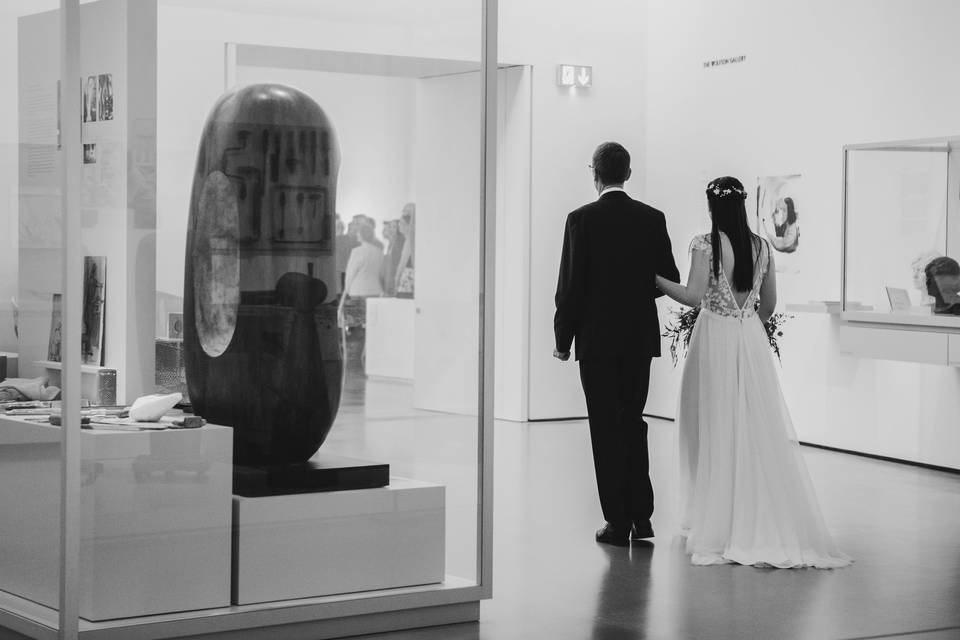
[
  {"xmin": 576, "ymin": 67, "xmax": 592, "ymax": 87},
  {"xmin": 557, "ymin": 65, "xmax": 592, "ymax": 88}
]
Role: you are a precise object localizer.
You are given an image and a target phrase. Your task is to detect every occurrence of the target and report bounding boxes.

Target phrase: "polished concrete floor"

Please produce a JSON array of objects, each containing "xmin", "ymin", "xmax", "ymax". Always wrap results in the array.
[{"xmin": 323, "ymin": 354, "xmax": 960, "ymax": 640}]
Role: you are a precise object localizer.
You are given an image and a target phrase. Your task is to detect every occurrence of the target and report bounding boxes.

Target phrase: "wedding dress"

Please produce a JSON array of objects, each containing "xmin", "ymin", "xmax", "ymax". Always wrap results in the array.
[{"xmin": 678, "ymin": 234, "xmax": 851, "ymax": 569}]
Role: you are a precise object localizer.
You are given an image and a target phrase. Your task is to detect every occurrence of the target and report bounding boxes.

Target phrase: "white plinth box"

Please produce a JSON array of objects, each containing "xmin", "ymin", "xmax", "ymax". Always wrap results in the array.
[
  {"xmin": 0, "ymin": 417, "xmax": 233, "ymax": 621},
  {"xmin": 233, "ymin": 478, "xmax": 445, "ymax": 605},
  {"xmin": 365, "ymin": 298, "xmax": 415, "ymax": 380}
]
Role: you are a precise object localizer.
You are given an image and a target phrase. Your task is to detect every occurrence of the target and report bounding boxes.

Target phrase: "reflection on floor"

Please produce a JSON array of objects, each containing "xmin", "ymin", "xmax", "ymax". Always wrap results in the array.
[{"xmin": 322, "ymin": 374, "xmax": 960, "ymax": 640}]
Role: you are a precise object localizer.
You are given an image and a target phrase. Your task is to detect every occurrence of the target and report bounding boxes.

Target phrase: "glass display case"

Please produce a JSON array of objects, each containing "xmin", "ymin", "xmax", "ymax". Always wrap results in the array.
[
  {"xmin": 0, "ymin": 0, "xmax": 497, "ymax": 638},
  {"xmin": 841, "ymin": 136, "xmax": 960, "ymax": 365}
]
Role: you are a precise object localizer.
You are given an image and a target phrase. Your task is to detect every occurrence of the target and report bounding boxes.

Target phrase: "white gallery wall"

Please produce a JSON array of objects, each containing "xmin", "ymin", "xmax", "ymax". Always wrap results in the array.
[
  {"xmin": 154, "ymin": 0, "xmax": 477, "ymax": 301},
  {"xmin": 641, "ymin": 0, "xmax": 960, "ymax": 469},
  {"xmin": 156, "ymin": 63, "xmax": 418, "ymax": 300},
  {"xmin": 499, "ymin": 0, "xmax": 652, "ymax": 421}
]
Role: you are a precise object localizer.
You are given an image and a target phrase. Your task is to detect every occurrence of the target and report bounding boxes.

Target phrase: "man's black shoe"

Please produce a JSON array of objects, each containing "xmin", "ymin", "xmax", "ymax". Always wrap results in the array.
[
  {"xmin": 595, "ymin": 522, "xmax": 630, "ymax": 547},
  {"xmin": 630, "ymin": 520, "xmax": 654, "ymax": 540}
]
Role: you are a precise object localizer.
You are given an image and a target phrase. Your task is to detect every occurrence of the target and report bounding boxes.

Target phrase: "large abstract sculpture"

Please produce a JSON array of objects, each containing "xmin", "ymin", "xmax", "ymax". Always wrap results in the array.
[{"xmin": 184, "ymin": 84, "xmax": 342, "ymax": 465}]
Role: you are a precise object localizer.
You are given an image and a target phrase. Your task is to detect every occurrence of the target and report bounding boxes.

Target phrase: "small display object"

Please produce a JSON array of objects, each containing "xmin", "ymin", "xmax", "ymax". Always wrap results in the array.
[
  {"xmin": 184, "ymin": 84, "xmax": 343, "ymax": 466},
  {"xmin": 885, "ymin": 286, "xmax": 912, "ymax": 312},
  {"xmin": 842, "ymin": 136, "xmax": 960, "ymax": 328}
]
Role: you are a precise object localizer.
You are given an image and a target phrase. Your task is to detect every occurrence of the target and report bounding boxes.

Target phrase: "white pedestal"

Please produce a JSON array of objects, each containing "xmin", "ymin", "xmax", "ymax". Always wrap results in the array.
[
  {"xmin": 232, "ymin": 478, "xmax": 445, "ymax": 605},
  {"xmin": 0, "ymin": 417, "xmax": 233, "ymax": 621},
  {"xmin": 365, "ymin": 298, "xmax": 415, "ymax": 380}
]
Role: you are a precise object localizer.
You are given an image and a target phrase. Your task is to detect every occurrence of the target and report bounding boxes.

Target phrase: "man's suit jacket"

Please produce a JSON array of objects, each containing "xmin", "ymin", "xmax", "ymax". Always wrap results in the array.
[{"xmin": 554, "ymin": 190, "xmax": 680, "ymax": 360}]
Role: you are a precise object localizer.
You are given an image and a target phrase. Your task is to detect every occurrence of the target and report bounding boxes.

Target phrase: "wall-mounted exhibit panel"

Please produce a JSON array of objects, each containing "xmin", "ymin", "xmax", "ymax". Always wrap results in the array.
[{"xmin": 2, "ymin": 0, "xmax": 495, "ymax": 638}]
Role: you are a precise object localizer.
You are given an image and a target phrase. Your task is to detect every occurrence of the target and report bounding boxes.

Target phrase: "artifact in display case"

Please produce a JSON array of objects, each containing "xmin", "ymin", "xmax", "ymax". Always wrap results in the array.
[
  {"xmin": 842, "ymin": 135, "xmax": 960, "ymax": 328},
  {"xmin": 924, "ymin": 256, "xmax": 960, "ymax": 315},
  {"xmin": 184, "ymin": 84, "xmax": 344, "ymax": 467}
]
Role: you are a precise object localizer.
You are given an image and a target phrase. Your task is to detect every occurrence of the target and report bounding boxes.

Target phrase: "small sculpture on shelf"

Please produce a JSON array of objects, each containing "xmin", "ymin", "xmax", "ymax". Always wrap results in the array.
[
  {"xmin": 923, "ymin": 256, "xmax": 960, "ymax": 315},
  {"xmin": 184, "ymin": 84, "xmax": 343, "ymax": 466}
]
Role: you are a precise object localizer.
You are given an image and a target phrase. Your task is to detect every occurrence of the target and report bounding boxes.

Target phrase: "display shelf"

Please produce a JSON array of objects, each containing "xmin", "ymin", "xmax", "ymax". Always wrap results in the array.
[
  {"xmin": 785, "ymin": 301, "xmax": 873, "ymax": 314},
  {"xmin": 841, "ymin": 310, "xmax": 960, "ymax": 331},
  {"xmin": 36, "ymin": 360, "xmax": 113, "ymax": 374}
]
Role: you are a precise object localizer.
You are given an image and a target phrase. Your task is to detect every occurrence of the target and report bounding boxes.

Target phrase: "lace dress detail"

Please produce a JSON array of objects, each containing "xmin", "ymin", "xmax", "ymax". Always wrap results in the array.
[
  {"xmin": 688, "ymin": 233, "xmax": 769, "ymax": 319},
  {"xmin": 678, "ymin": 233, "xmax": 851, "ymax": 569}
]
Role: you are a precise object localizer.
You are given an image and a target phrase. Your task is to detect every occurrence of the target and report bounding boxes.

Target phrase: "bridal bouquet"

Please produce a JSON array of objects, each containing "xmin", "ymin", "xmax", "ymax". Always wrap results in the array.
[{"xmin": 662, "ymin": 306, "xmax": 792, "ymax": 366}]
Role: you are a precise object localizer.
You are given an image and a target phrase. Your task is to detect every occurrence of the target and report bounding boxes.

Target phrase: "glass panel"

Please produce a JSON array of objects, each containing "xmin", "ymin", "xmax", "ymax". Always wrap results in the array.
[
  {"xmin": 0, "ymin": 0, "xmax": 64, "ymax": 634},
  {"xmin": 24, "ymin": 0, "xmax": 487, "ymax": 628},
  {"xmin": 845, "ymin": 145, "xmax": 957, "ymax": 319}
]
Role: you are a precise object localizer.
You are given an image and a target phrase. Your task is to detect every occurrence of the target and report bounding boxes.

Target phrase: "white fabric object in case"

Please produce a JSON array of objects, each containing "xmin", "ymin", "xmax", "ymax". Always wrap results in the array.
[{"xmin": 128, "ymin": 392, "xmax": 182, "ymax": 422}]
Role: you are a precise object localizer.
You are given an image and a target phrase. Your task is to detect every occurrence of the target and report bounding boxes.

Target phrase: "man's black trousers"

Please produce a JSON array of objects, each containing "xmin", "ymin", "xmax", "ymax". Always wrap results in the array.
[{"xmin": 578, "ymin": 356, "xmax": 654, "ymax": 527}]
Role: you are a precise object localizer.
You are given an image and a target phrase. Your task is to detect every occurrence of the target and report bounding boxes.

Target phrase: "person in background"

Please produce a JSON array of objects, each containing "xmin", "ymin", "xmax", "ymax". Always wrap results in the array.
[
  {"xmin": 352, "ymin": 214, "xmax": 383, "ymax": 250},
  {"xmin": 395, "ymin": 203, "xmax": 416, "ymax": 298},
  {"xmin": 335, "ymin": 214, "xmax": 359, "ymax": 296},
  {"xmin": 380, "ymin": 220, "xmax": 404, "ymax": 296},
  {"xmin": 343, "ymin": 220, "xmax": 385, "ymax": 299}
]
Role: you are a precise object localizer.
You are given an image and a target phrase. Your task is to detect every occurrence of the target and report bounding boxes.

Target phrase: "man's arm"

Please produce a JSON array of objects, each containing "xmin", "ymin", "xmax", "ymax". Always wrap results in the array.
[
  {"xmin": 554, "ymin": 213, "xmax": 584, "ymax": 357},
  {"xmin": 653, "ymin": 211, "xmax": 680, "ymax": 297}
]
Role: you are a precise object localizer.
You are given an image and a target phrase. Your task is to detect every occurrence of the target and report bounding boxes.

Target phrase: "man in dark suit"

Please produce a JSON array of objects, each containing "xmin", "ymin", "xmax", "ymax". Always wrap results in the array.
[{"xmin": 554, "ymin": 142, "xmax": 680, "ymax": 546}]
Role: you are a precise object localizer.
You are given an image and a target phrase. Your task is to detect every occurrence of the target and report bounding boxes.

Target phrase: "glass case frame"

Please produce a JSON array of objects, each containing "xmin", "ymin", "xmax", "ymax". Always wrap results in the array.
[
  {"xmin": 840, "ymin": 135, "xmax": 960, "ymax": 368},
  {"xmin": 0, "ymin": 0, "xmax": 498, "ymax": 638},
  {"xmin": 841, "ymin": 135, "xmax": 960, "ymax": 331}
]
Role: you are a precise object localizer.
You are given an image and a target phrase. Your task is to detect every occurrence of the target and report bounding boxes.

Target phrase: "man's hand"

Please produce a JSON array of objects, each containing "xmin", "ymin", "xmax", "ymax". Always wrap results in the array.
[{"xmin": 553, "ymin": 349, "xmax": 570, "ymax": 362}]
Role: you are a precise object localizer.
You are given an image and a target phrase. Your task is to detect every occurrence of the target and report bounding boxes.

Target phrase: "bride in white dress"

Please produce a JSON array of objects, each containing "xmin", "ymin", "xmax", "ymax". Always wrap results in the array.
[{"xmin": 655, "ymin": 177, "xmax": 851, "ymax": 569}]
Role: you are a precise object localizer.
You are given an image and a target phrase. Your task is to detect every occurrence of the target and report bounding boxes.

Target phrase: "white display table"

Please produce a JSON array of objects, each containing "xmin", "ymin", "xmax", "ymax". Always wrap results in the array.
[
  {"xmin": 365, "ymin": 298, "xmax": 415, "ymax": 380},
  {"xmin": 0, "ymin": 416, "xmax": 233, "ymax": 621},
  {"xmin": 233, "ymin": 477, "xmax": 445, "ymax": 605}
]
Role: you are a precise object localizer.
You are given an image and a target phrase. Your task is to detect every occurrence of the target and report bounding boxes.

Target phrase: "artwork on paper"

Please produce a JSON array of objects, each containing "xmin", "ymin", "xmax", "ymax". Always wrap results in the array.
[
  {"xmin": 83, "ymin": 143, "xmax": 96, "ymax": 164},
  {"xmin": 47, "ymin": 294, "xmax": 62, "ymax": 362},
  {"xmin": 756, "ymin": 174, "xmax": 801, "ymax": 273},
  {"xmin": 98, "ymin": 74, "xmax": 113, "ymax": 121},
  {"xmin": 82, "ymin": 256, "xmax": 106, "ymax": 365},
  {"xmin": 83, "ymin": 75, "xmax": 98, "ymax": 123}
]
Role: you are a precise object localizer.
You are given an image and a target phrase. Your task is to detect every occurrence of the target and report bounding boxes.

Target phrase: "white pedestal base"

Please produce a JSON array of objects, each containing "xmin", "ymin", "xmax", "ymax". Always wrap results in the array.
[
  {"xmin": 232, "ymin": 478, "xmax": 445, "ymax": 605},
  {"xmin": 0, "ymin": 417, "xmax": 233, "ymax": 621},
  {"xmin": 365, "ymin": 298, "xmax": 415, "ymax": 380}
]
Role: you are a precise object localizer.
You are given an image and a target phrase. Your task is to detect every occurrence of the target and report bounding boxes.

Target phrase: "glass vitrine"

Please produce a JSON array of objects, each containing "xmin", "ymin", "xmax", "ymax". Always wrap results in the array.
[
  {"xmin": 843, "ymin": 136, "xmax": 960, "ymax": 328},
  {"xmin": 1, "ymin": 0, "xmax": 496, "ymax": 638}
]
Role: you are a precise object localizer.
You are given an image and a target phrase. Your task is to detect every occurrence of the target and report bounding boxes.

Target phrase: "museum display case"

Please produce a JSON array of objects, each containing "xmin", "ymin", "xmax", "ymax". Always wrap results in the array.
[
  {"xmin": 0, "ymin": 0, "xmax": 497, "ymax": 638},
  {"xmin": 841, "ymin": 136, "xmax": 960, "ymax": 365}
]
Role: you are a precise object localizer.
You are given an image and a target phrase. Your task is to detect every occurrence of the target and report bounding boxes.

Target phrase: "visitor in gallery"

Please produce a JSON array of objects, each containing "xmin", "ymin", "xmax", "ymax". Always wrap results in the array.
[
  {"xmin": 380, "ymin": 219, "xmax": 404, "ymax": 296},
  {"xmin": 395, "ymin": 203, "xmax": 416, "ymax": 298},
  {"xmin": 334, "ymin": 214, "xmax": 359, "ymax": 296},
  {"xmin": 352, "ymin": 214, "xmax": 383, "ymax": 250},
  {"xmin": 655, "ymin": 176, "xmax": 851, "ymax": 569},
  {"xmin": 553, "ymin": 142, "xmax": 679, "ymax": 547},
  {"xmin": 343, "ymin": 220, "xmax": 385, "ymax": 299},
  {"xmin": 762, "ymin": 196, "xmax": 799, "ymax": 253}
]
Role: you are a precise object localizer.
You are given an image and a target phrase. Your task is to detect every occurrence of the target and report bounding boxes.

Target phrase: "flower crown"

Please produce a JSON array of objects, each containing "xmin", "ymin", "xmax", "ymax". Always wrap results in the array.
[{"xmin": 707, "ymin": 183, "xmax": 748, "ymax": 199}]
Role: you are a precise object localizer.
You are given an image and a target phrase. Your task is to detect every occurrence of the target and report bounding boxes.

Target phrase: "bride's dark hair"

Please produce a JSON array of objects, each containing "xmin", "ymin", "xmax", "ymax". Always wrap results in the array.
[{"xmin": 705, "ymin": 176, "xmax": 761, "ymax": 292}]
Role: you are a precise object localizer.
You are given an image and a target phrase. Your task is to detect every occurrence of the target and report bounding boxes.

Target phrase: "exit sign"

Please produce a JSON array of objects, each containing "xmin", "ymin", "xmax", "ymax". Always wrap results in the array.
[{"xmin": 557, "ymin": 65, "xmax": 592, "ymax": 88}]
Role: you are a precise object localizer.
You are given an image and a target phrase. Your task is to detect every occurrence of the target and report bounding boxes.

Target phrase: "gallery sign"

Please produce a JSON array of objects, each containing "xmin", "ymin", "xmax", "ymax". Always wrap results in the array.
[
  {"xmin": 557, "ymin": 65, "xmax": 592, "ymax": 88},
  {"xmin": 703, "ymin": 55, "xmax": 746, "ymax": 69}
]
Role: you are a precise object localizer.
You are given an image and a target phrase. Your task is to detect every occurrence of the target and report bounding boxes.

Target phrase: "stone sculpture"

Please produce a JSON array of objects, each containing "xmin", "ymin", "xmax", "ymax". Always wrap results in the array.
[{"xmin": 184, "ymin": 84, "xmax": 342, "ymax": 465}]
